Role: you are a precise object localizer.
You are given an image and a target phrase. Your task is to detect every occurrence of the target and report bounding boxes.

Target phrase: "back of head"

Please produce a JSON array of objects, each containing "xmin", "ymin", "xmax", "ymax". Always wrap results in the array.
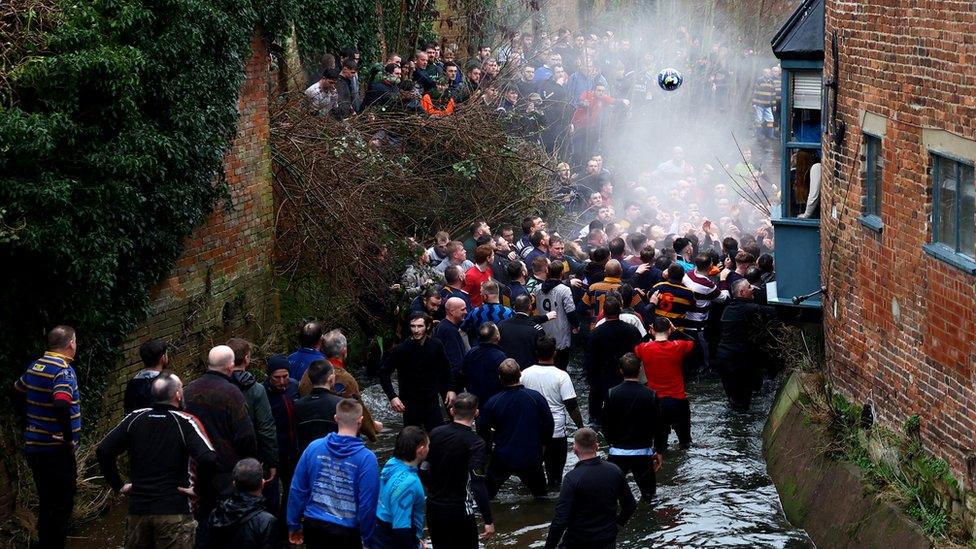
[
  {"xmin": 546, "ymin": 260, "xmax": 564, "ymax": 280},
  {"xmin": 478, "ymin": 321, "xmax": 499, "ymax": 344},
  {"xmin": 233, "ymin": 458, "xmax": 264, "ymax": 493},
  {"xmin": 498, "ymin": 358, "xmax": 522, "ymax": 385},
  {"xmin": 322, "ymin": 329, "xmax": 347, "ymax": 359},
  {"xmin": 393, "ymin": 426, "xmax": 428, "ymax": 462},
  {"xmin": 452, "ymin": 392, "xmax": 478, "ymax": 420},
  {"xmin": 48, "ymin": 325, "xmax": 76, "ymax": 351},
  {"xmin": 591, "ymin": 247, "xmax": 610, "ymax": 264},
  {"xmin": 574, "ymin": 427, "xmax": 599, "ymax": 452},
  {"xmin": 521, "ymin": 216, "xmax": 536, "ymax": 235},
  {"xmin": 731, "ymin": 278, "xmax": 752, "ymax": 297},
  {"xmin": 743, "ymin": 243, "xmax": 762, "ymax": 260},
  {"xmin": 722, "ymin": 236, "xmax": 739, "ymax": 255},
  {"xmin": 208, "ymin": 345, "xmax": 235, "ymax": 371},
  {"xmin": 651, "ymin": 316, "xmax": 672, "ymax": 334},
  {"xmin": 666, "ymin": 264, "xmax": 685, "ymax": 283},
  {"xmin": 604, "ymin": 259, "xmax": 622, "ymax": 278},
  {"xmin": 693, "ymin": 253, "xmax": 711, "ymax": 272},
  {"xmin": 139, "ymin": 338, "xmax": 168, "ymax": 368},
  {"xmin": 735, "ymin": 250, "xmax": 756, "ymax": 265},
  {"xmin": 474, "ymin": 244, "xmax": 494, "ymax": 264},
  {"xmin": 653, "ymin": 255, "xmax": 671, "ymax": 271},
  {"xmin": 506, "ymin": 260, "xmax": 525, "ymax": 281},
  {"xmin": 618, "ymin": 284, "xmax": 635, "ymax": 307},
  {"xmin": 619, "ymin": 352, "xmax": 642, "ymax": 378},
  {"xmin": 512, "ymin": 293, "xmax": 533, "ymax": 313},
  {"xmin": 299, "ymin": 321, "xmax": 324, "ymax": 348},
  {"xmin": 757, "ymin": 253, "xmax": 774, "ymax": 273},
  {"xmin": 307, "ymin": 359, "xmax": 335, "ymax": 386},
  {"xmin": 532, "ymin": 256, "xmax": 550, "ymax": 276},
  {"xmin": 445, "ymin": 265, "xmax": 463, "ymax": 285},
  {"xmin": 226, "ymin": 337, "xmax": 251, "ymax": 367},
  {"xmin": 534, "ymin": 335, "xmax": 556, "ymax": 361},
  {"xmin": 335, "ymin": 398, "xmax": 364, "ymax": 428},
  {"xmin": 608, "ymin": 237, "xmax": 625, "ymax": 256},
  {"xmin": 481, "ymin": 279, "xmax": 500, "ymax": 297},
  {"xmin": 603, "ymin": 294, "xmax": 622, "ymax": 317},
  {"xmin": 151, "ymin": 373, "xmax": 181, "ymax": 404},
  {"xmin": 745, "ymin": 265, "xmax": 763, "ymax": 284}
]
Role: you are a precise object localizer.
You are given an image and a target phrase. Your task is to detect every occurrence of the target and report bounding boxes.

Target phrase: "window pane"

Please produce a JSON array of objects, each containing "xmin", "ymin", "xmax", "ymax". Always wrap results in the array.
[
  {"xmin": 790, "ymin": 108, "xmax": 822, "ymax": 143},
  {"xmin": 936, "ymin": 159, "xmax": 957, "ymax": 248},
  {"xmin": 872, "ymin": 139, "xmax": 883, "ymax": 216},
  {"xmin": 961, "ymin": 163, "xmax": 975, "ymax": 258},
  {"xmin": 788, "ymin": 148, "xmax": 822, "ymax": 217}
]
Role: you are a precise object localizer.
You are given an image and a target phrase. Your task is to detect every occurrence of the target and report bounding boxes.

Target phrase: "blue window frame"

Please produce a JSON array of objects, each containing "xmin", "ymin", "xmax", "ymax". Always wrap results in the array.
[
  {"xmin": 924, "ymin": 153, "xmax": 975, "ymax": 273},
  {"xmin": 859, "ymin": 134, "xmax": 883, "ymax": 231},
  {"xmin": 779, "ymin": 64, "xmax": 823, "ymax": 220}
]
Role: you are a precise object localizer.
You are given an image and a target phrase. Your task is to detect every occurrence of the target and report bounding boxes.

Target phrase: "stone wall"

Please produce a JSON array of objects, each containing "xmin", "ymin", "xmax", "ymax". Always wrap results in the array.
[
  {"xmin": 822, "ymin": 0, "xmax": 976, "ymax": 484},
  {"xmin": 103, "ymin": 30, "xmax": 278, "ymax": 423}
]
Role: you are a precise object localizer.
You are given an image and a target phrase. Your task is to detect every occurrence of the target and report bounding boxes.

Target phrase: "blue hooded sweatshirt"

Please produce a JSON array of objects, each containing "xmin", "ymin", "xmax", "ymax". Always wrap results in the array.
[
  {"xmin": 287, "ymin": 432, "xmax": 379, "ymax": 544},
  {"xmin": 375, "ymin": 457, "xmax": 425, "ymax": 548}
]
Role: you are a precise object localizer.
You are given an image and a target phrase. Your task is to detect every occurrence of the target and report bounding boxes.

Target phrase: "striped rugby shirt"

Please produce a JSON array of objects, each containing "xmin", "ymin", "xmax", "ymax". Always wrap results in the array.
[
  {"xmin": 15, "ymin": 351, "xmax": 81, "ymax": 452},
  {"xmin": 682, "ymin": 270, "xmax": 729, "ymax": 330},
  {"xmin": 650, "ymin": 280, "xmax": 696, "ymax": 330}
]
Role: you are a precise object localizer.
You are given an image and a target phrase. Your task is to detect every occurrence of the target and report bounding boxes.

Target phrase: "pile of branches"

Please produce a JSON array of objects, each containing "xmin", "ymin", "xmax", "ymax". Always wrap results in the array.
[
  {"xmin": 271, "ymin": 94, "xmax": 559, "ymax": 326},
  {"xmin": 0, "ymin": 0, "xmax": 58, "ymax": 104}
]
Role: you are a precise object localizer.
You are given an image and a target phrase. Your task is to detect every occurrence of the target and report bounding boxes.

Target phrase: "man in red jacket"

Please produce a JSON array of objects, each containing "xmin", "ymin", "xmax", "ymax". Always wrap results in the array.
[{"xmin": 633, "ymin": 317, "xmax": 695, "ymax": 454}]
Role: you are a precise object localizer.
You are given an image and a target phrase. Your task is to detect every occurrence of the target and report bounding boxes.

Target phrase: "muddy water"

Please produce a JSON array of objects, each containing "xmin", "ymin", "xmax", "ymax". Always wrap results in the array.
[{"xmin": 68, "ymin": 354, "xmax": 812, "ymax": 548}]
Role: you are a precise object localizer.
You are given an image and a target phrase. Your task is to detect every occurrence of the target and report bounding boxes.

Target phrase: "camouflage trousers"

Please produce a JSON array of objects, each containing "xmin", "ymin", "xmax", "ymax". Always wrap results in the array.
[{"xmin": 125, "ymin": 513, "xmax": 197, "ymax": 549}]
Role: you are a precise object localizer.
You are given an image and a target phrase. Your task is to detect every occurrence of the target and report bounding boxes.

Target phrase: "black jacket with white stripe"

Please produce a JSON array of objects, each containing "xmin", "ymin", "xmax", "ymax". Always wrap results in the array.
[{"xmin": 96, "ymin": 403, "xmax": 218, "ymax": 515}]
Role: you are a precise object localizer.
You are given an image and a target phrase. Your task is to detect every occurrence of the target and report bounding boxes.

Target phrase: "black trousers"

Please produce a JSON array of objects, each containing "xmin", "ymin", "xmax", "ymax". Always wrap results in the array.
[
  {"xmin": 303, "ymin": 517, "xmax": 362, "ymax": 548},
  {"xmin": 718, "ymin": 366, "xmax": 756, "ymax": 412},
  {"xmin": 608, "ymin": 454, "xmax": 656, "ymax": 501},
  {"xmin": 588, "ymin": 381, "xmax": 608, "ymax": 427},
  {"xmin": 656, "ymin": 397, "xmax": 692, "ymax": 453},
  {"xmin": 486, "ymin": 459, "xmax": 547, "ymax": 499},
  {"xmin": 26, "ymin": 449, "xmax": 76, "ymax": 549},
  {"xmin": 427, "ymin": 506, "xmax": 478, "ymax": 549},
  {"xmin": 403, "ymin": 398, "xmax": 445, "ymax": 432},
  {"xmin": 554, "ymin": 348, "xmax": 571, "ymax": 371},
  {"xmin": 543, "ymin": 437, "xmax": 568, "ymax": 488}
]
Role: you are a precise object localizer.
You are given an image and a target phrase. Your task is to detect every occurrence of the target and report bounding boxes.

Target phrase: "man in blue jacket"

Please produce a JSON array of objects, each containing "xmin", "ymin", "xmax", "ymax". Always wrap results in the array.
[
  {"xmin": 287, "ymin": 321, "xmax": 325, "ymax": 381},
  {"xmin": 373, "ymin": 426, "xmax": 429, "ymax": 548},
  {"xmin": 287, "ymin": 399, "xmax": 379, "ymax": 548},
  {"xmin": 477, "ymin": 360, "xmax": 554, "ymax": 499},
  {"xmin": 459, "ymin": 322, "xmax": 507, "ymax": 405}
]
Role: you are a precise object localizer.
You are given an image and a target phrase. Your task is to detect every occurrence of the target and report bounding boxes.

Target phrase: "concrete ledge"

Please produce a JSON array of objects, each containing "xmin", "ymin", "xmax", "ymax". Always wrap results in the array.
[{"xmin": 763, "ymin": 373, "xmax": 932, "ymax": 549}]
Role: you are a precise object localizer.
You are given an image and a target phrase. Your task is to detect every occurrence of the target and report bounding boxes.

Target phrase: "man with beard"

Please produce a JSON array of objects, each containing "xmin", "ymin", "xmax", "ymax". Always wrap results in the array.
[{"xmin": 381, "ymin": 312, "xmax": 458, "ymax": 431}]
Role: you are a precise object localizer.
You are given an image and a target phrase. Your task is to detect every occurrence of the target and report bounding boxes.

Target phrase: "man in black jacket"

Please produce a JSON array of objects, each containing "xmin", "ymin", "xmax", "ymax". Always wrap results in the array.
[
  {"xmin": 97, "ymin": 373, "xmax": 218, "ymax": 549},
  {"xmin": 184, "ymin": 345, "xmax": 258, "ymax": 546},
  {"xmin": 715, "ymin": 279, "xmax": 778, "ymax": 412},
  {"xmin": 603, "ymin": 353, "xmax": 662, "ymax": 501},
  {"xmin": 380, "ymin": 312, "xmax": 457, "ymax": 431},
  {"xmin": 209, "ymin": 458, "xmax": 282, "ymax": 548},
  {"xmin": 544, "ymin": 428, "xmax": 637, "ymax": 549},
  {"xmin": 294, "ymin": 359, "xmax": 343, "ymax": 453},
  {"xmin": 422, "ymin": 393, "xmax": 494, "ymax": 548},
  {"xmin": 498, "ymin": 294, "xmax": 545, "ymax": 370},
  {"xmin": 476, "ymin": 360, "xmax": 554, "ymax": 499},
  {"xmin": 584, "ymin": 295, "xmax": 643, "ymax": 428}
]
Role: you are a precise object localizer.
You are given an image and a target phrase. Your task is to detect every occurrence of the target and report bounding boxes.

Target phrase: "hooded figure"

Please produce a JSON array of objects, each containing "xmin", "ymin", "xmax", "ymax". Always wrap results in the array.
[{"xmin": 209, "ymin": 491, "xmax": 280, "ymax": 548}]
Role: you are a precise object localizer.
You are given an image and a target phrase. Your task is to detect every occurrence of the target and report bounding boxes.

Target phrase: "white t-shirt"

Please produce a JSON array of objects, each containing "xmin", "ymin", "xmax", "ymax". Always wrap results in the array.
[{"xmin": 520, "ymin": 364, "xmax": 577, "ymax": 438}]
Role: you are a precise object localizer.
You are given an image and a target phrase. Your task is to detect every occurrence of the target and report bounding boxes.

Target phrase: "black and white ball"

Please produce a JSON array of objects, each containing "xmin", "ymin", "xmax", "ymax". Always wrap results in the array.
[{"xmin": 657, "ymin": 68, "xmax": 683, "ymax": 91}]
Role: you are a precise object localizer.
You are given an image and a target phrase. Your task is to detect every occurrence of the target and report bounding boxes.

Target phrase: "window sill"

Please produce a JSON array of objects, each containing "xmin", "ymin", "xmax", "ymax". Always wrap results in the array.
[
  {"xmin": 858, "ymin": 214, "xmax": 883, "ymax": 233},
  {"xmin": 923, "ymin": 243, "xmax": 976, "ymax": 275}
]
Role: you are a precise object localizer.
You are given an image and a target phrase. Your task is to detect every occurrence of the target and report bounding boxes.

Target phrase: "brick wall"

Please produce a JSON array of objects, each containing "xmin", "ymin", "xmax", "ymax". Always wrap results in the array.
[
  {"xmin": 103, "ymin": 30, "xmax": 278, "ymax": 422},
  {"xmin": 823, "ymin": 1, "xmax": 976, "ymax": 482}
]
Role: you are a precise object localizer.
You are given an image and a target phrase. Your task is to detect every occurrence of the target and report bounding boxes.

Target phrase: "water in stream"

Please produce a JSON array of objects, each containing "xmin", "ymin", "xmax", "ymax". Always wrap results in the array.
[{"xmin": 68, "ymin": 354, "xmax": 813, "ymax": 548}]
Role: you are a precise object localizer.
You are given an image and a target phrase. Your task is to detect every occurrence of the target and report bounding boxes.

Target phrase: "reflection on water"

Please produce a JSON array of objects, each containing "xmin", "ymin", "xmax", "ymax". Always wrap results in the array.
[{"xmin": 363, "ymin": 355, "xmax": 813, "ymax": 548}]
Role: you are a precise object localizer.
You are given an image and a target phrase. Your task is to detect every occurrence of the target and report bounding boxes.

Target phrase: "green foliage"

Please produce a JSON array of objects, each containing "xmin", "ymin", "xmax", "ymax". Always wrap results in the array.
[{"xmin": 0, "ymin": 0, "xmax": 289, "ymax": 413}]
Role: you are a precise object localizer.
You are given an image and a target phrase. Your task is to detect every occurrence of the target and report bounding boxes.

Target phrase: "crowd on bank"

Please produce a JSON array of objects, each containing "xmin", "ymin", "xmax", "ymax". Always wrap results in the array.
[{"xmin": 15, "ymin": 20, "xmax": 790, "ymax": 549}]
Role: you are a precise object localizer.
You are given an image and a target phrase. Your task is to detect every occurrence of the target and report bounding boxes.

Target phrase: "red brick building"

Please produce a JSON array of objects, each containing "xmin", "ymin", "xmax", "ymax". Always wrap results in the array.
[
  {"xmin": 108, "ymin": 30, "xmax": 278, "ymax": 419},
  {"xmin": 822, "ymin": 1, "xmax": 976, "ymax": 480}
]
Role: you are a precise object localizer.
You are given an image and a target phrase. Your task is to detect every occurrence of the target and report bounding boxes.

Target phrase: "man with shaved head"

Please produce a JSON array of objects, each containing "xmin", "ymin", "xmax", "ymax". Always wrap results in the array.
[
  {"xmin": 433, "ymin": 296, "xmax": 469, "ymax": 380},
  {"xmin": 184, "ymin": 345, "xmax": 257, "ymax": 545}
]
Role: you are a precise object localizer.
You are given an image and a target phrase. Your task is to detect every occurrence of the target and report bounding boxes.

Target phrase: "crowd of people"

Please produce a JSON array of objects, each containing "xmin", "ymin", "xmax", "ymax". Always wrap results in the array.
[{"xmin": 14, "ymin": 17, "xmax": 792, "ymax": 549}]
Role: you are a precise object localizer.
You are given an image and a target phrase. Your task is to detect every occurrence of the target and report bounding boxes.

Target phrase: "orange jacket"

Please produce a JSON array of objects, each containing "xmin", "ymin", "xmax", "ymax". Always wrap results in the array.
[{"xmin": 421, "ymin": 94, "xmax": 455, "ymax": 117}]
